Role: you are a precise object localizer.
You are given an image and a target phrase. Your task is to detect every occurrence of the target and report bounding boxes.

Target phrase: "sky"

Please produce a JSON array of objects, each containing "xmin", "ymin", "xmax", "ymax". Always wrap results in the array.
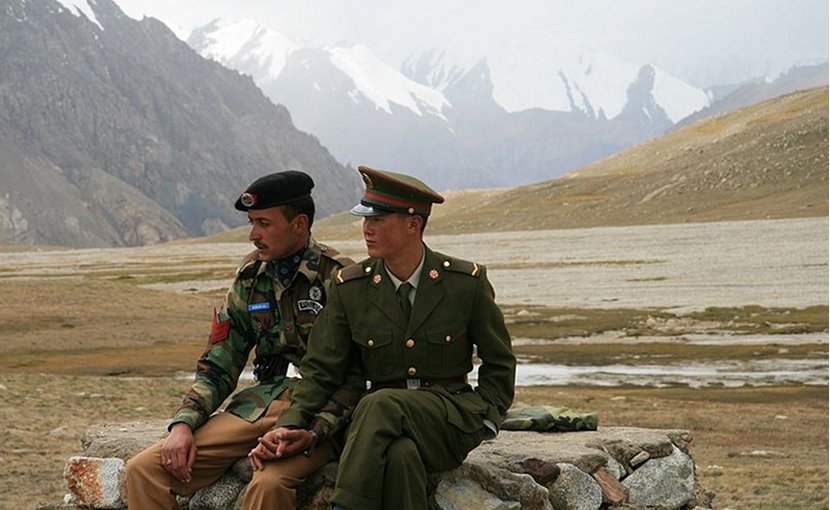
[{"xmin": 112, "ymin": 0, "xmax": 829, "ymax": 87}]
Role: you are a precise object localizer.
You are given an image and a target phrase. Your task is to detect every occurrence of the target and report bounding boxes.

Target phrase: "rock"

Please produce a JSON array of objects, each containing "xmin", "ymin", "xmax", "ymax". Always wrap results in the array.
[
  {"xmin": 187, "ymin": 471, "xmax": 246, "ymax": 510},
  {"xmin": 630, "ymin": 450, "xmax": 651, "ymax": 467},
  {"xmin": 434, "ymin": 478, "xmax": 520, "ymax": 510},
  {"xmin": 80, "ymin": 420, "xmax": 168, "ymax": 460},
  {"xmin": 582, "ymin": 427, "xmax": 689, "ymax": 475},
  {"xmin": 605, "ymin": 456, "xmax": 626, "ymax": 480},
  {"xmin": 623, "ymin": 445, "xmax": 695, "ymax": 509},
  {"xmin": 548, "ymin": 463, "xmax": 602, "ymax": 510},
  {"xmin": 592, "ymin": 467, "xmax": 628, "ymax": 505},
  {"xmin": 58, "ymin": 424, "xmax": 701, "ymax": 510},
  {"xmin": 63, "ymin": 456, "xmax": 125, "ymax": 509},
  {"xmin": 434, "ymin": 464, "xmax": 553, "ymax": 510}
]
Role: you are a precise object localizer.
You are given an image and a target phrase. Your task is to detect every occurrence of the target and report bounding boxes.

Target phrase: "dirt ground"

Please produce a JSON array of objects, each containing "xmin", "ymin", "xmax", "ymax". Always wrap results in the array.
[
  {"xmin": 0, "ymin": 375, "xmax": 825, "ymax": 510},
  {"xmin": 0, "ymin": 217, "xmax": 827, "ymax": 509}
]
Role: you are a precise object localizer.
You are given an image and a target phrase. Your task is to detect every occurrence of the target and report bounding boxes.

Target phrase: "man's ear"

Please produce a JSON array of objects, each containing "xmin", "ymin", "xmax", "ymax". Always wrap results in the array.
[
  {"xmin": 293, "ymin": 213, "xmax": 310, "ymax": 232},
  {"xmin": 409, "ymin": 214, "xmax": 424, "ymax": 232}
]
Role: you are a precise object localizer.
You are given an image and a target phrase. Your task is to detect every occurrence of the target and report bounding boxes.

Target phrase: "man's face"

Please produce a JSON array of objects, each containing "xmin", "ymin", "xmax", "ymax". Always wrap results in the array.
[
  {"xmin": 247, "ymin": 207, "xmax": 306, "ymax": 262},
  {"xmin": 362, "ymin": 213, "xmax": 420, "ymax": 259}
]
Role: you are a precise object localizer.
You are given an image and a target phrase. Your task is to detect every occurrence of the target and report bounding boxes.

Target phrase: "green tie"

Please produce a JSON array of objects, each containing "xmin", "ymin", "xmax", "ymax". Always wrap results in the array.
[{"xmin": 397, "ymin": 282, "xmax": 413, "ymax": 320}]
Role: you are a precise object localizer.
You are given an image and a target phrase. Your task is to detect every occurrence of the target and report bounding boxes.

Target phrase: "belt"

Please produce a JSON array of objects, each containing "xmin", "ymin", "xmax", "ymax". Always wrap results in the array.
[{"xmin": 370, "ymin": 376, "xmax": 467, "ymax": 391}]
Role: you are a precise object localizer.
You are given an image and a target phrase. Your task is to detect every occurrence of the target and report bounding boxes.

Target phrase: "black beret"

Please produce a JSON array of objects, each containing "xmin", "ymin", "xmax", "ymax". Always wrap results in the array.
[{"xmin": 234, "ymin": 171, "xmax": 315, "ymax": 211}]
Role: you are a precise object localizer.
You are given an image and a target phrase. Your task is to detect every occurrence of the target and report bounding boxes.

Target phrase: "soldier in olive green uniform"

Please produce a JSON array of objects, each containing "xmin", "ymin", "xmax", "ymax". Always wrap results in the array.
[
  {"xmin": 126, "ymin": 171, "xmax": 360, "ymax": 509},
  {"xmin": 271, "ymin": 166, "xmax": 516, "ymax": 510}
]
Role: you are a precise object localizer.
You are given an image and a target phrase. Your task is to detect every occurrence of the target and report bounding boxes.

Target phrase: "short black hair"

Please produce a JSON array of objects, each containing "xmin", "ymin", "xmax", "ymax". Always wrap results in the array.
[{"xmin": 282, "ymin": 195, "xmax": 316, "ymax": 229}]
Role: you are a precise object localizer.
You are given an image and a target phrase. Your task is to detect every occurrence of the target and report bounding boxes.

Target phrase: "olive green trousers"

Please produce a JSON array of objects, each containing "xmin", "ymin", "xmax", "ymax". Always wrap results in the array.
[{"xmin": 331, "ymin": 388, "xmax": 484, "ymax": 510}]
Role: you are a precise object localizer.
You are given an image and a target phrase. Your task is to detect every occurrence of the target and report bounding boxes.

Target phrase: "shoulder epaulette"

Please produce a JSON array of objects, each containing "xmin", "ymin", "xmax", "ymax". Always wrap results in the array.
[
  {"xmin": 335, "ymin": 261, "xmax": 372, "ymax": 285},
  {"xmin": 237, "ymin": 255, "xmax": 263, "ymax": 279},
  {"xmin": 318, "ymin": 242, "xmax": 356, "ymax": 267},
  {"xmin": 441, "ymin": 256, "xmax": 483, "ymax": 278}
]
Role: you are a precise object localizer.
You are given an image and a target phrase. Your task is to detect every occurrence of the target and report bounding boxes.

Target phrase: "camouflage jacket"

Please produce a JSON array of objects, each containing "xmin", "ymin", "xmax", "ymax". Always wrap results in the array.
[
  {"xmin": 500, "ymin": 405, "xmax": 598, "ymax": 432},
  {"xmin": 171, "ymin": 238, "xmax": 362, "ymax": 443}
]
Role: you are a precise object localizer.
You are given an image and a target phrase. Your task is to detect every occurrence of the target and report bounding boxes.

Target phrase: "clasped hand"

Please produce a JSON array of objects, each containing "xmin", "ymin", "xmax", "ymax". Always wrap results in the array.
[
  {"xmin": 248, "ymin": 427, "xmax": 314, "ymax": 470},
  {"xmin": 160, "ymin": 423, "xmax": 197, "ymax": 484}
]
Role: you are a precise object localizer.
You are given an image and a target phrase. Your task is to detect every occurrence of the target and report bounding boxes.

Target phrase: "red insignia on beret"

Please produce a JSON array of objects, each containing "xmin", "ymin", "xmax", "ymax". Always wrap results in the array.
[
  {"xmin": 240, "ymin": 192, "xmax": 256, "ymax": 208},
  {"xmin": 209, "ymin": 308, "xmax": 230, "ymax": 344}
]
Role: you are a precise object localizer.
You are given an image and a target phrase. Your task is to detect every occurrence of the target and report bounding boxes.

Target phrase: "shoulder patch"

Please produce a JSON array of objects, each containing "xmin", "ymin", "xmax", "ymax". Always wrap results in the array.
[
  {"xmin": 335, "ymin": 261, "xmax": 372, "ymax": 285},
  {"xmin": 441, "ymin": 256, "xmax": 482, "ymax": 278}
]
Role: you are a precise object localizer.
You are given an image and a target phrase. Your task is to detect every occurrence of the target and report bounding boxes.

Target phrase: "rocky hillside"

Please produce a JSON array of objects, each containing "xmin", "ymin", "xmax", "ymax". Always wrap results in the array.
[
  {"xmin": 305, "ymin": 86, "xmax": 828, "ymax": 240},
  {"xmin": 677, "ymin": 63, "xmax": 828, "ymax": 129},
  {"xmin": 0, "ymin": 0, "xmax": 361, "ymax": 248}
]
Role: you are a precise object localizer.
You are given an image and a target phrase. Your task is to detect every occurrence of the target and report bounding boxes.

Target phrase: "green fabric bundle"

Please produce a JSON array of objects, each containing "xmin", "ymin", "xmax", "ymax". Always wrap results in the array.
[{"xmin": 500, "ymin": 405, "xmax": 598, "ymax": 432}]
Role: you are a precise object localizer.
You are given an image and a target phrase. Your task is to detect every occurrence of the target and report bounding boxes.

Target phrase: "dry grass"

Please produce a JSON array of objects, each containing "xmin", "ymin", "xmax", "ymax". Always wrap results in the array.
[{"xmin": 0, "ymin": 376, "xmax": 825, "ymax": 510}]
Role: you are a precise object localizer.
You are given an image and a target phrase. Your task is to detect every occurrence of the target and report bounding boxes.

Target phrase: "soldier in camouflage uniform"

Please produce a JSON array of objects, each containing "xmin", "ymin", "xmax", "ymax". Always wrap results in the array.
[
  {"xmin": 268, "ymin": 166, "xmax": 516, "ymax": 510},
  {"xmin": 126, "ymin": 171, "xmax": 360, "ymax": 509}
]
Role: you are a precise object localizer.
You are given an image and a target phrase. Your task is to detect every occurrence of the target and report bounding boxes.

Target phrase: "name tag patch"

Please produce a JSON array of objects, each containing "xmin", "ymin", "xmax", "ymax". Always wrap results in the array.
[
  {"xmin": 298, "ymin": 300, "xmax": 323, "ymax": 315},
  {"xmin": 248, "ymin": 302, "xmax": 271, "ymax": 312}
]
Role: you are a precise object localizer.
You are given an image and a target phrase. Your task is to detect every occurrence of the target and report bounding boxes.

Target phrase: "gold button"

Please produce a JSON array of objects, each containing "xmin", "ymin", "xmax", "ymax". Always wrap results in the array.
[
  {"xmin": 445, "ymin": 335, "xmax": 451, "ymax": 343},
  {"xmin": 407, "ymin": 367, "xmax": 417, "ymax": 376},
  {"xmin": 364, "ymin": 266, "xmax": 372, "ymax": 273},
  {"xmin": 443, "ymin": 260, "xmax": 450, "ymax": 267},
  {"xmin": 367, "ymin": 339, "xmax": 374, "ymax": 347},
  {"xmin": 405, "ymin": 339, "xmax": 415, "ymax": 348}
]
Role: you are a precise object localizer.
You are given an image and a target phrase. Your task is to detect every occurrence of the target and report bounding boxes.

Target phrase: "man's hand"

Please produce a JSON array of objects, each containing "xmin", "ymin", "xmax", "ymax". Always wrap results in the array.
[
  {"xmin": 160, "ymin": 422, "xmax": 197, "ymax": 484},
  {"xmin": 248, "ymin": 427, "xmax": 315, "ymax": 471}
]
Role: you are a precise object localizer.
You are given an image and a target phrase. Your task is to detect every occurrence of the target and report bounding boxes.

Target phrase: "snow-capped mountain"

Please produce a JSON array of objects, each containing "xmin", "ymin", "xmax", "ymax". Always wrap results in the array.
[
  {"xmin": 188, "ymin": 18, "xmax": 711, "ymax": 189},
  {"xmin": 190, "ymin": 21, "xmax": 448, "ymax": 120},
  {"xmin": 401, "ymin": 38, "xmax": 709, "ymax": 123},
  {"xmin": 190, "ymin": 18, "xmax": 297, "ymax": 89}
]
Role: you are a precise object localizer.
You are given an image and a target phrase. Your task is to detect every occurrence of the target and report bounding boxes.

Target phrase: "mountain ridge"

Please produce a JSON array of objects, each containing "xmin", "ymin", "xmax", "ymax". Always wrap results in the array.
[
  {"xmin": 186, "ymin": 17, "xmax": 711, "ymax": 190},
  {"xmin": 0, "ymin": 0, "xmax": 361, "ymax": 248}
]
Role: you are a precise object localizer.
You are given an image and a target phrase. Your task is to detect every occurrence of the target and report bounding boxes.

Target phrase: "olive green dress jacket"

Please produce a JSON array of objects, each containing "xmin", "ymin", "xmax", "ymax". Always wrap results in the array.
[{"xmin": 278, "ymin": 245, "xmax": 516, "ymax": 435}]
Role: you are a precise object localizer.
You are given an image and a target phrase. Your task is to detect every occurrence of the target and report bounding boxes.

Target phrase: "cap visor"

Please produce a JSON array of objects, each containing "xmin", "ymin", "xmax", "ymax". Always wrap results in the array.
[{"xmin": 350, "ymin": 203, "xmax": 387, "ymax": 217}]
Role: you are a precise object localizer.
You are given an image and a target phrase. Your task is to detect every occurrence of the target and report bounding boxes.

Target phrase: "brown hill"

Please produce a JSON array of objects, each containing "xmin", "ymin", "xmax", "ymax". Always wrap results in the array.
[
  {"xmin": 424, "ymin": 86, "xmax": 828, "ymax": 235},
  {"xmin": 197, "ymin": 86, "xmax": 829, "ymax": 243}
]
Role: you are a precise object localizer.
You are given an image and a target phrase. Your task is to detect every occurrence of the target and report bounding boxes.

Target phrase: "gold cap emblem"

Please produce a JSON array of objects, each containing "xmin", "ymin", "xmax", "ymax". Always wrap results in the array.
[{"xmin": 361, "ymin": 172, "xmax": 374, "ymax": 189}]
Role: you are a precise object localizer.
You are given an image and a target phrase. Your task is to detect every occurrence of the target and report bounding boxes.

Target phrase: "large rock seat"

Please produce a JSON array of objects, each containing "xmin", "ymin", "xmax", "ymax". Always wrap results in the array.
[{"xmin": 45, "ymin": 420, "xmax": 712, "ymax": 510}]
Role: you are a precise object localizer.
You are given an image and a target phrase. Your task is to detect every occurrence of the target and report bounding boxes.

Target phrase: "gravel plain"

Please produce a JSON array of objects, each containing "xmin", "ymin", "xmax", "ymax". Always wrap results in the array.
[
  {"xmin": 353, "ymin": 216, "xmax": 828, "ymax": 312},
  {"xmin": 2, "ymin": 217, "xmax": 826, "ymax": 313}
]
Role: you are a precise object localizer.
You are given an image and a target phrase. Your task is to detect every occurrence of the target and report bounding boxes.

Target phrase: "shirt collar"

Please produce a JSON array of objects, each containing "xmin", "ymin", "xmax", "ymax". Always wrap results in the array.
[{"xmin": 385, "ymin": 248, "xmax": 425, "ymax": 291}]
